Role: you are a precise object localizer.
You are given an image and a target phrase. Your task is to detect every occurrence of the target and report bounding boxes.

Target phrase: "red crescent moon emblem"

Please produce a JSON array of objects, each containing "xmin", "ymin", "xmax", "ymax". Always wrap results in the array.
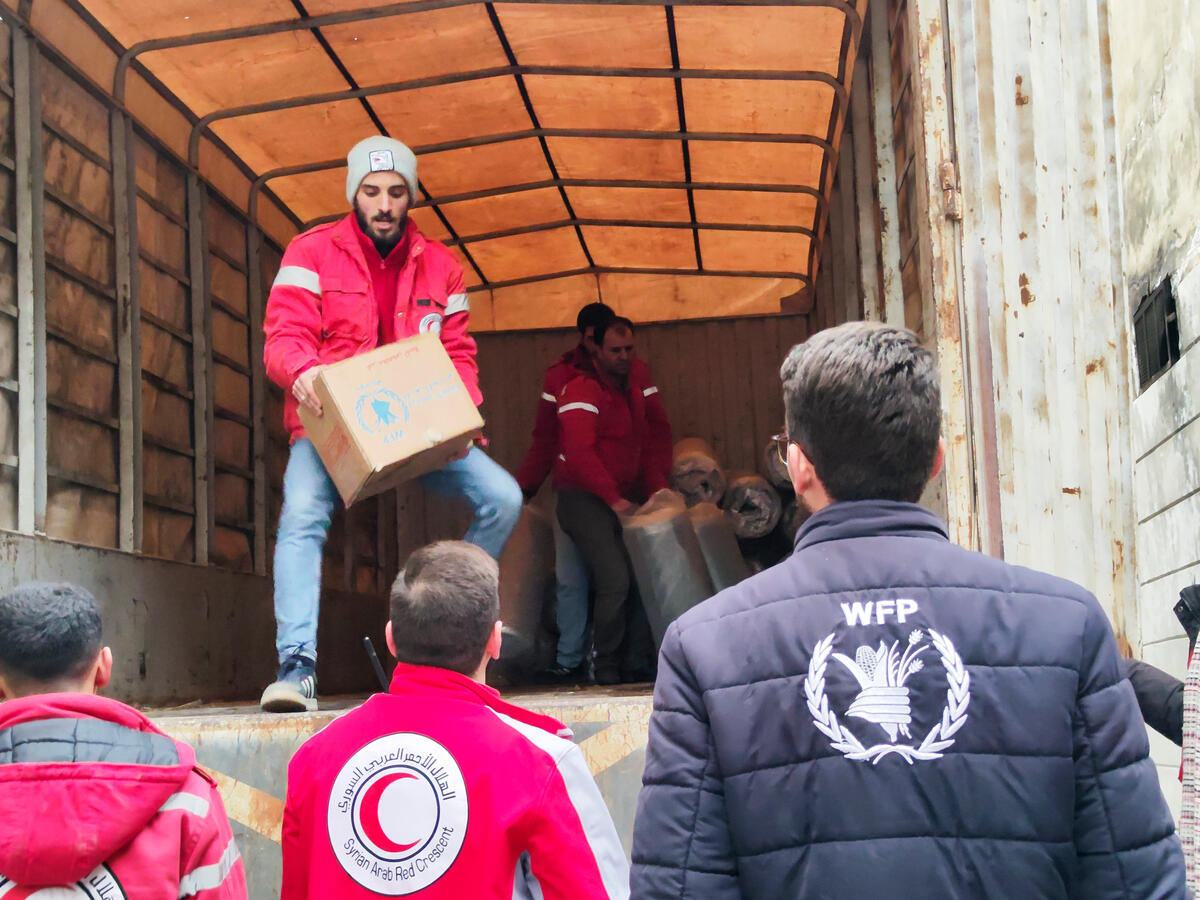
[{"xmin": 359, "ymin": 772, "xmax": 420, "ymax": 853}]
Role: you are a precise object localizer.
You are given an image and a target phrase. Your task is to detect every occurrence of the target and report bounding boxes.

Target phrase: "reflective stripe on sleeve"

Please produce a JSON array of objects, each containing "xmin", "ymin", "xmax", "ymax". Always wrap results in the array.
[
  {"xmin": 178, "ymin": 836, "xmax": 241, "ymax": 898},
  {"xmin": 558, "ymin": 402, "xmax": 600, "ymax": 415},
  {"xmin": 541, "ymin": 392, "xmax": 557, "ymax": 403},
  {"xmin": 272, "ymin": 265, "xmax": 321, "ymax": 296},
  {"xmin": 642, "ymin": 386, "xmax": 659, "ymax": 397},
  {"xmin": 445, "ymin": 292, "xmax": 470, "ymax": 316},
  {"xmin": 158, "ymin": 792, "xmax": 211, "ymax": 818}
]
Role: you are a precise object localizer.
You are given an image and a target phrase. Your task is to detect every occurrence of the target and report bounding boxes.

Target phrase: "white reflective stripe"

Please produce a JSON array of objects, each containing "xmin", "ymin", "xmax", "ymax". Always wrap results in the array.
[
  {"xmin": 272, "ymin": 265, "xmax": 321, "ymax": 296},
  {"xmin": 445, "ymin": 292, "xmax": 470, "ymax": 316},
  {"xmin": 557, "ymin": 454, "xmax": 567, "ymax": 462},
  {"xmin": 488, "ymin": 710, "xmax": 630, "ymax": 899},
  {"xmin": 541, "ymin": 392, "xmax": 556, "ymax": 403},
  {"xmin": 558, "ymin": 402, "xmax": 599, "ymax": 415},
  {"xmin": 642, "ymin": 386, "xmax": 659, "ymax": 397},
  {"xmin": 158, "ymin": 792, "xmax": 210, "ymax": 818},
  {"xmin": 179, "ymin": 836, "xmax": 241, "ymax": 898}
]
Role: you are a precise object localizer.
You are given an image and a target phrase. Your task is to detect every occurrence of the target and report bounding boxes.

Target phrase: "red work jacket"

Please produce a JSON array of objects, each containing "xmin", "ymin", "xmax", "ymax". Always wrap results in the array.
[
  {"xmin": 281, "ymin": 663, "xmax": 628, "ymax": 899},
  {"xmin": 553, "ymin": 366, "xmax": 672, "ymax": 506},
  {"xmin": 518, "ymin": 346, "xmax": 671, "ymax": 496},
  {"xmin": 263, "ymin": 215, "xmax": 480, "ymax": 442}
]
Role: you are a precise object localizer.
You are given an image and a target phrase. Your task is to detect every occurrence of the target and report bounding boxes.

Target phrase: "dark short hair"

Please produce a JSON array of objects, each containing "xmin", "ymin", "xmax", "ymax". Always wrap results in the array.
[
  {"xmin": 0, "ymin": 582, "xmax": 103, "ymax": 686},
  {"xmin": 595, "ymin": 315, "xmax": 634, "ymax": 348},
  {"xmin": 576, "ymin": 302, "xmax": 614, "ymax": 336},
  {"xmin": 780, "ymin": 321, "xmax": 940, "ymax": 503},
  {"xmin": 389, "ymin": 541, "xmax": 499, "ymax": 676}
]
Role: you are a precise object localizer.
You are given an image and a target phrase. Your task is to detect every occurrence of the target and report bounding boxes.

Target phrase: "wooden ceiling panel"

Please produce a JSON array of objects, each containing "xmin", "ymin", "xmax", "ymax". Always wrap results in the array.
[
  {"xmin": 566, "ymin": 187, "xmax": 691, "ymax": 223},
  {"xmin": 467, "ymin": 227, "xmax": 588, "ymax": 283},
  {"xmin": 674, "ymin": 7, "xmax": 847, "ymax": 75},
  {"xmin": 524, "ymin": 76, "xmax": 679, "ymax": 131},
  {"xmin": 320, "ymin": 6, "xmax": 508, "ymax": 85},
  {"xmin": 601, "ymin": 272, "xmax": 802, "ymax": 322},
  {"xmin": 491, "ymin": 274, "xmax": 601, "ymax": 331},
  {"xmin": 211, "ymin": 100, "xmax": 375, "ymax": 175},
  {"xmin": 371, "ymin": 77, "xmax": 532, "ymax": 149},
  {"xmin": 301, "ymin": 0, "xmax": 431, "ymax": 11},
  {"xmin": 439, "ymin": 188, "xmax": 569, "ymax": 238},
  {"xmin": 268, "ymin": 170, "xmax": 350, "ymax": 226},
  {"xmin": 694, "ymin": 190, "xmax": 819, "ymax": 231},
  {"xmin": 683, "ymin": 80, "xmax": 837, "ymax": 136},
  {"xmin": 142, "ymin": 32, "xmax": 348, "ymax": 117},
  {"xmin": 689, "ymin": 142, "xmax": 825, "ymax": 187},
  {"xmin": 699, "ymin": 230, "xmax": 811, "ymax": 274},
  {"xmin": 407, "ymin": 207, "xmax": 451, "ymax": 242},
  {"xmin": 420, "ymin": 139, "xmax": 553, "ymax": 197},
  {"xmin": 82, "ymin": 0, "xmax": 298, "ymax": 45},
  {"xmin": 448, "ymin": 245, "xmax": 483, "ymax": 287},
  {"xmin": 547, "ymin": 138, "xmax": 685, "ymax": 181},
  {"xmin": 582, "ymin": 226, "xmax": 696, "ymax": 270},
  {"xmin": 495, "ymin": 4, "xmax": 671, "ymax": 67}
]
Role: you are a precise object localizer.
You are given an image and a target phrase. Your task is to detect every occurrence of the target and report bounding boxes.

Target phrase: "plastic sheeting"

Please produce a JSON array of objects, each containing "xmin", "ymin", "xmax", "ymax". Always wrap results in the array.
[
  {"xmin": 723, "ymin": 471, "xmax": 783, "ymax": 539},
  {"xmin": 671, "ymin": 437, "xmax": 726, "ymax": 506},
  {"xmin": 687, "ymin": 502, "xmax": 751, "ymax": 592},
  {"xmin": 496, "ymin": 503, "xmax": 556, "ymax": 670},
  {"xmin": 623, "ymin": 490, "xmax": 714, "ymax": 647}
]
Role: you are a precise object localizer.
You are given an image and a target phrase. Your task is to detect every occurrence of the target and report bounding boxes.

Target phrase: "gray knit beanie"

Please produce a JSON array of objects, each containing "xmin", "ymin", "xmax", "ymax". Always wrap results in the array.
[{"xmin": 345, "ymin": 136, "xmax": 418, "ymax": 205}]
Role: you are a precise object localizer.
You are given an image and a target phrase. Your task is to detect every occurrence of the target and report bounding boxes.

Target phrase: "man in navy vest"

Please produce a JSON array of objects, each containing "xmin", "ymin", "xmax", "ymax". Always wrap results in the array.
[{"xmin": 631, "ymin": 321, "xmax": 1184, "ymax": 899}]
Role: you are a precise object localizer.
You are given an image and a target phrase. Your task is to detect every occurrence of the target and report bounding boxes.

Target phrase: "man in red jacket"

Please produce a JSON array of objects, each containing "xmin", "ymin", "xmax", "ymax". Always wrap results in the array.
[
  {"xmin": 0, "ymin": 582, "xmax": 246, "ymax": 899},
  {"xmin": 262, "ymin": 135, "xmax": 522, "ymax": 712},
  {"xmin": 282, "ymin": 541, "xmax": 629, "ymax": 899},
  {"xmin": 555, "ymin": 317, "xmax": 671, "ymax": 684},
  {"xmin": 518, "ymin": 304, "xmax": 672, "ymax": 683}
]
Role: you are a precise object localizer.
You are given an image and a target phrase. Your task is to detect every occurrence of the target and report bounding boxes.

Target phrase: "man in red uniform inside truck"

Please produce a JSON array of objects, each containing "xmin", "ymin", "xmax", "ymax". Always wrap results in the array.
[
  {"xmin": 517, "ymin": 302, "xmax": 672, "ymax": 683},
  {"xmin": 261, "ymin": 136, "xmax": 522, "ymax": 712},
  {"xmin": 555, "ymin": 316, "xmax": 672, "ymax": 684}
]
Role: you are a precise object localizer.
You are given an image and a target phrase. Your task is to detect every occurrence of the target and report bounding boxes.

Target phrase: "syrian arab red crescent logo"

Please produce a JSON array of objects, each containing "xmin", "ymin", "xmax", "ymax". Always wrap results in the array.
[
  {"xmin": 0, "ymin": 865, "xmax": 127, "ymax": 899},
  {"xmin": 327, "ymin": 733, "xmax": 468, "ymax": 895}
]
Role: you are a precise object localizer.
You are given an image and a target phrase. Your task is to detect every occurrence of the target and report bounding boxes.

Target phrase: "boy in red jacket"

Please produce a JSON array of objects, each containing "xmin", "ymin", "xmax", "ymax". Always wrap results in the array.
[
  {"xmin": 0, "ymin": 582, "xmax": 246, "ymax": 899},
  {"xmin": 282, "ymin": 541, "xmax": 629, "ymax": 899}
]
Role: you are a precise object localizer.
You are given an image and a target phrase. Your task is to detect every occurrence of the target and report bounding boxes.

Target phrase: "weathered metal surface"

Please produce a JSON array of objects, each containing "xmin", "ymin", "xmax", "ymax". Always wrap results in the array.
[
  {"xmin": 152, "ymin": 688, "xmax": 653, "ymax": 900},
  {"xmin": 12, "ymin": 28, "xmax": 45, "ymax": 534},
  {"xmin": 940, "ymin": 0, "xmax": 1134, "ymax": 624},
  {"xmin": 187, "ymin": 173, "xmax": 214, "ymax": 565},
  {"xmin": 111, "ymin": 106, "xmax": 143, "ymax": 552},
  {"xmin": 868, "ymin": 0, "xmax": 904, "ymax": 327}
]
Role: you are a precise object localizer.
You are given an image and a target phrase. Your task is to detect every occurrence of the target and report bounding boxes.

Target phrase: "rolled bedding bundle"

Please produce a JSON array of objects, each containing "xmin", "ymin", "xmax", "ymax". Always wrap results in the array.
[
  {"xmin": 671, "ymin": 437, "xmax": 726, "ymax": 506},
  {"xmin": 496, "ymin": 502, "xmax": 556, "ymax": 669},
  {"xmin": 762, "ymin": 436, "xmax": 793, "ymax": 492},
  {"xmin": 723, "ymin": 471, "xmax": 783, "ymax": 540},
  {"xmin": 623, "ymin": 493, "xmax": 715, "ymax": 648},
  {"xmin": 687, "ymin": 502, "xmax": 752, "ymax": 592}
]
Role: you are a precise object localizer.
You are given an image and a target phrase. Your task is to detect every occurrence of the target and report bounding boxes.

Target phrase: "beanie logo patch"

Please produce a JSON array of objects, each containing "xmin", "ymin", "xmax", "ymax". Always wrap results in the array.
[{"xmin": 369, "ymin": 149, "xmax": 395, "ymax": 172}]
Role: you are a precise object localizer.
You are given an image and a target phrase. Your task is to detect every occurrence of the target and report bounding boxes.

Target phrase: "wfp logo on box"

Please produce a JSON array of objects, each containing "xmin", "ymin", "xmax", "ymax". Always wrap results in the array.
[{"xmin": 356, "ymin": 386, "xmax": 410, "ymax": 444}]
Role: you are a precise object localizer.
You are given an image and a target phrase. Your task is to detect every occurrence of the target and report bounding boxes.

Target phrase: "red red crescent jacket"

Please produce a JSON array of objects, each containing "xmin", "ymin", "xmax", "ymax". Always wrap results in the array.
[
  {"xmin": 0, "ymin": 693, "xmax": 246, "ymax": 899},
  {"xmin": 282, "ymin": 662, "xmax": 629, "ymax": 900},
  {"xmin": 553, "ymin": 366, "xmax": 672, "ymax": 507},
  {"xmin": 517, "ymin": 346, "xmax": 671, "ymax": 496},
  {"xmin": 263, "ymin": 214, "xmax": 481, "ymax": 442}
]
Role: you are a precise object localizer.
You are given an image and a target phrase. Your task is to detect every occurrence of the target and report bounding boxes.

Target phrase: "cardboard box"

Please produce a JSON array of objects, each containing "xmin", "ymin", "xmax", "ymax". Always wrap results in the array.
[{"xmin": 298, "ymin": 334, "xmax": 484, "ymax": 505}]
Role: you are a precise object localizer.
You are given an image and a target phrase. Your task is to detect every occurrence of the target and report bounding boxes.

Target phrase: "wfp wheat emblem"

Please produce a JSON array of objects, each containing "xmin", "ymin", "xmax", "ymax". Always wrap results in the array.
[{"xmin": 805, "ymin": 628, "xmax": 970, "ymax": 764}]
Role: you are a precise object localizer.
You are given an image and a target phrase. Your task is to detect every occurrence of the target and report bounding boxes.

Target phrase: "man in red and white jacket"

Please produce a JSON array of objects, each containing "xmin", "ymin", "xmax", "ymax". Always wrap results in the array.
[
  {"xmin": 262, "ymin": 135, "xmax": 521, "ymax": 713},
  {"xmin": 0, "ymin": 582, "xmax": 246, "ymax": 900},
  {"xmin": 554, "ymin": 317, "xmax": 672, "ymax": 685},
  {"xmin": 282, "ymin": 541, "xmax": 629, "ymax": 899},
  {"xmin": 516, "ymin": 303, "xmax": 671, "ymax": 683}
]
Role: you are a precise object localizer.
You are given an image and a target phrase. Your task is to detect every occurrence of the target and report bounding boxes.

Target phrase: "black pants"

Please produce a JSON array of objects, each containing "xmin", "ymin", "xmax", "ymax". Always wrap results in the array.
[{"xmin": 556, "ymin": 488, "xmax": 654, "ymax": 678}]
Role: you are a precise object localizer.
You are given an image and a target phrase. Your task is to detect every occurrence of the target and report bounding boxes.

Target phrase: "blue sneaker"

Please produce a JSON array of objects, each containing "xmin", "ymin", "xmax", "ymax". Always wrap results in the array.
[{"xmin": 259, "ymin": 655, "xmax": 317, "ymax": 712}]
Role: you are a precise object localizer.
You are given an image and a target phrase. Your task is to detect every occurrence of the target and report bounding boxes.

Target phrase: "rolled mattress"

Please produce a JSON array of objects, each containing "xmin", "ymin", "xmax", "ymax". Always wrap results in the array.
[
  {"xmin": 687, "ymin": 502, "xmax": 752, "ymax": 592},
  {"xmin": 671, "ymin": 437, "xmax": 726, "ymax": 507},
  {"xmin": 723, "ymin": 472, "xmax": 783, "ymax": 539},
  {"xmin": 623, "ymin": 494, "xmax": 715, "ymax": 647}
]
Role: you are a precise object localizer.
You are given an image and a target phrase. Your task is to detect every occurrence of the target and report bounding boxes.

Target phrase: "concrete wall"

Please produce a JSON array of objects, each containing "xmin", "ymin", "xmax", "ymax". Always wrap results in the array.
[{"xmin": 1111, "ymin": 0, "xmax": 1200, "ymax": 818}]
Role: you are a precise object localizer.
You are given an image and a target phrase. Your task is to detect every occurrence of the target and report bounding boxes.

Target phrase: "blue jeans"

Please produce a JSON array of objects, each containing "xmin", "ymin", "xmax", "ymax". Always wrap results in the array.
[
  {"xmin": 553, "ymin": 516, "xmax": 591, "ymax": 669},
  {"xmin": 273, "ymin": 439, "xmax": 522, "ymax": 664}
]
